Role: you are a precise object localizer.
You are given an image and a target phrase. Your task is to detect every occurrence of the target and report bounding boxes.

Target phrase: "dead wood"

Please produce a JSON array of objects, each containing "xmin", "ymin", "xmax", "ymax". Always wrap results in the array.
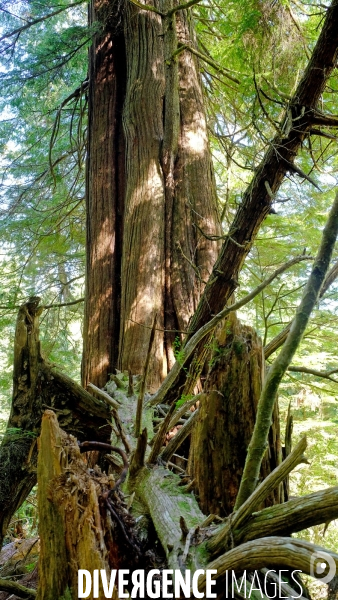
[{"xmin": 0, "ymin": 299, "xmax": 112, "ymax": 548}]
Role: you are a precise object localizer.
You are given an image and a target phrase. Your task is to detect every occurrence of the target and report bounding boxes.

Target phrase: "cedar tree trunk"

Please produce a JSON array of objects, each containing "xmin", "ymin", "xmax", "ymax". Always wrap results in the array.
[{"xmin": 82, "ymin": 0, "xmax": 221, "ymax": 390}]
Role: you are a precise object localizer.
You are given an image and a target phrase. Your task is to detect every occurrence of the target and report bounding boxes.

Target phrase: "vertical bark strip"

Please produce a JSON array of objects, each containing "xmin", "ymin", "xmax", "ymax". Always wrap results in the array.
[
  {"xmin": 118, "ymin": 2, "xmax": 220, "ymax": 387},
  {"xmin": 83, "ymin": 0, "xmax": 126, "ymax": 389},
  {"xmin": 172, "ymin": 11, "xmax": 221, "ymax": 332},
  {"xmin": 118, "ymin": 1, "xmax": 166, "ymax": 390},
  {"xmin": 236, "ymin": 190, "xmax": 338, "ymax": 508}
]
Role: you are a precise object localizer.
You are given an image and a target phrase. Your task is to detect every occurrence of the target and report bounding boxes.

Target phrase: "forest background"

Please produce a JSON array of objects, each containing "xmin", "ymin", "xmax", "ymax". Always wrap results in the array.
[{"xmin": 0, "ymin": 0, "xmax": 338, "ymax": 598}]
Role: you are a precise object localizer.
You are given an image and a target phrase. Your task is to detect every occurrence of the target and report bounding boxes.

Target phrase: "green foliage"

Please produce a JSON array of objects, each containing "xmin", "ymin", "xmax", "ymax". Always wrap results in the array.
[{"xmin": 175, "ymin": 394, "xmax": 194, "ymax": 409}]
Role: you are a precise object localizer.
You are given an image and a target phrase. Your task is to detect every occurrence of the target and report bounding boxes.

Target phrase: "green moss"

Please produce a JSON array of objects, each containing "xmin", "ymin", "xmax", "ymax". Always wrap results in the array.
[
  {"xmin": 233, "ymin": 339, "xmax": 244, "ymax": 356},
  {"xmin": 59, "ymin": 588, "xmax": 72, "ymax": 600}
]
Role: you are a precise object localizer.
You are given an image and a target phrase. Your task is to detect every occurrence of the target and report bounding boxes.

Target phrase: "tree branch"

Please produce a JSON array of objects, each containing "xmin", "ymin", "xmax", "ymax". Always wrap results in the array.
[
  {"xmin": 128, "ymin": 0, "xmax": 165, "ymax": 15},
  {"xmin": 172, "ymin": 44, "xmax": 240, "ymax": 84},
  {"xmin": 265, "ymin": 257, "xmax": 338, "ymax": 358},
  {"xmin": 208, "ymin": 437, "xmax": 308, "ymax": 555},
  {"xmin": 159, "ymin": 409, "xmax": 200, "ymax": 463},
  {"xmin": 0, "ymin": 579, "xmax": 36, "ymax": 599},
  {"xmin": 200, "ymin": 538, "xmax": 338, "ymax": 592},
  {"xmin": 236, "ymin": 190, "xmax": 338, "ymax": 508},
  {"xmin": 236, "ymin": 485, "xmax": 338, "ymax": 545},
  {"xmin": 287, "ymin": 365, "xmax": 338, "ymax": 382},
  {"xmin": 168, "ymin": 0, "xmax": 203, "ymax": 16},
  {"xmin": 0, "ymin": 0, "xmax": 87, "ymax": 43},
  {"xmin": 42, "ymin": 298, "xmax": 84, "ymax": 309}
]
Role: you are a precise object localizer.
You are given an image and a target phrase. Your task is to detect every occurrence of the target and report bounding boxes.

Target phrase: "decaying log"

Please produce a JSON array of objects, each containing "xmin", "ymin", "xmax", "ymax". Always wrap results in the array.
[
  {"xmin": 37, "ymin": 410, "xmax": 115, "ymax": 600},
  {"xmin": 135, "ymin": 465, "xmax": 205, "ymax": 570},
  {"xmin": 0, "ymin": 299, "xmax": 112, "ymax": 548},
  {"xmin": 0, "ymin": 578, "xmax": 36, "ymax": 599}
]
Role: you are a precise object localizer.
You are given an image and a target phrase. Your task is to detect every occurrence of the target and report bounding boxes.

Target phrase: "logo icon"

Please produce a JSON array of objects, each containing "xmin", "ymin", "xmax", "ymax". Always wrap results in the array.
[{"xmin": 310, "ymin": 551, "xmax": 336, "ymax": 584}]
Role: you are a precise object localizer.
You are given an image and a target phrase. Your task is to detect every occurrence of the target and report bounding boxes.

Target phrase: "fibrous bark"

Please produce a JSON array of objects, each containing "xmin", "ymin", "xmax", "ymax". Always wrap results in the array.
[
  {"xmin": 82, "ymin": 0, "xmax": 221, "ymax": 391},
  {"xmin": 189, "ymin": 314, "xmax": 283, "ymax": 517},
  {"xmin": 37, "ymin": 411, "xmax": 113, "ymax": 600},
  {"xmin": 82, "ymin": 0, "xmax": 126, "ymax": 389}
]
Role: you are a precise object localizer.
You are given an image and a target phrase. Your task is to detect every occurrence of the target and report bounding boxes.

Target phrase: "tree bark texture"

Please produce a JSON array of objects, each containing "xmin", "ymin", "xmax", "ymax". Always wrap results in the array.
[
  {"xmin": 82, "ymin": 0, "xmax": 221, "ymax": 391},
  {"xmin": 0, "ymin": 300, "xmax": 112, "ymax": 549},
  {"xmin": 189, "ymin": 314, "xmax": 283, "ymax": 517},
  {"xmin": 83, "ymin": 0, "xmax": 126, "ymax": 389},
  {"xmin": 37, "ymin": 411, "xmax": 115, "ymax": 600}
]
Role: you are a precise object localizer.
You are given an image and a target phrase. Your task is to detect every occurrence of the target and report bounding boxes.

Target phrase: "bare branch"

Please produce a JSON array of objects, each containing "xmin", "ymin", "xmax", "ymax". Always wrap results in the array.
[
  {"xmin": 172, "ymin": 44, "xmax": 240, "ymax": 84},
  {"xmin": 237, "ymin": 485, "xmax": 338, "ymax": 545},
  {"xmin": 200, "ymin": 537, "xmax": 338, "ymax": 592},
  {"xmin": 128, "ymin": 0, "xmax": 165, "ymax": 15},
  {"xmin": 42, "ymin": 298, "xmax": 84, "ymax": 309},
  {"xmin": 0, "ymin": 578, "xmax": 36, "ymax": 599},
  {"xmin": 287, "ymin": 364, "xmax": 338, "ymax": 381},
  {"xmin": 168, "ymin": 0, "xmax": 202, "ymax": 16}
]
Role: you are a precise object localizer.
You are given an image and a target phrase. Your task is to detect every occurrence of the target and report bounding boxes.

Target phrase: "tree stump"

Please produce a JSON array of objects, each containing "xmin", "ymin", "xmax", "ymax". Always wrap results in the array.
[
  {"xmin": 37, "ymin": 410, "xmax": 116, "ymax": 600},
  {"xmin": 189, "ymin": 314, "xmax": 283, "ymax": 516}
]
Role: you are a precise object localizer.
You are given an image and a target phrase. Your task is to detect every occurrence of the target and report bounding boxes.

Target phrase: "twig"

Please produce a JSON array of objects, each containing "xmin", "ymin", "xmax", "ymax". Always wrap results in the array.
[
  {"xmin": 135, "ymin": 314, "xmax": 157, "ymax": 437},
  {"xmin": 171, "ymin": 44, "xmax": 240, "ymax": 84},
  {"xmin": 288, "ymin": 364, "xmax": 338, "ymax": 382},
  {"xmin": 87, "ymin": 382, "xmax": 120, "ymax": 410},
  {"xmin": 42, "ymin": 298, "xmax": 84, "ymax": 309},
  {"xmin": 159, "ymin": 409, "xmax": 200, "ymax": 464}
]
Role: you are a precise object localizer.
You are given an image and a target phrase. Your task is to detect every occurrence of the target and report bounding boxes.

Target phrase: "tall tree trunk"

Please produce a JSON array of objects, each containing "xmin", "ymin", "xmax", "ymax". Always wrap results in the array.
[
  {"xmin": 82, "ymin": 0, "xmax": 221, "ymax": 390},
  {"xmin": 82, "ymin": 1, "xmax": 126, "ymax": 389}
]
